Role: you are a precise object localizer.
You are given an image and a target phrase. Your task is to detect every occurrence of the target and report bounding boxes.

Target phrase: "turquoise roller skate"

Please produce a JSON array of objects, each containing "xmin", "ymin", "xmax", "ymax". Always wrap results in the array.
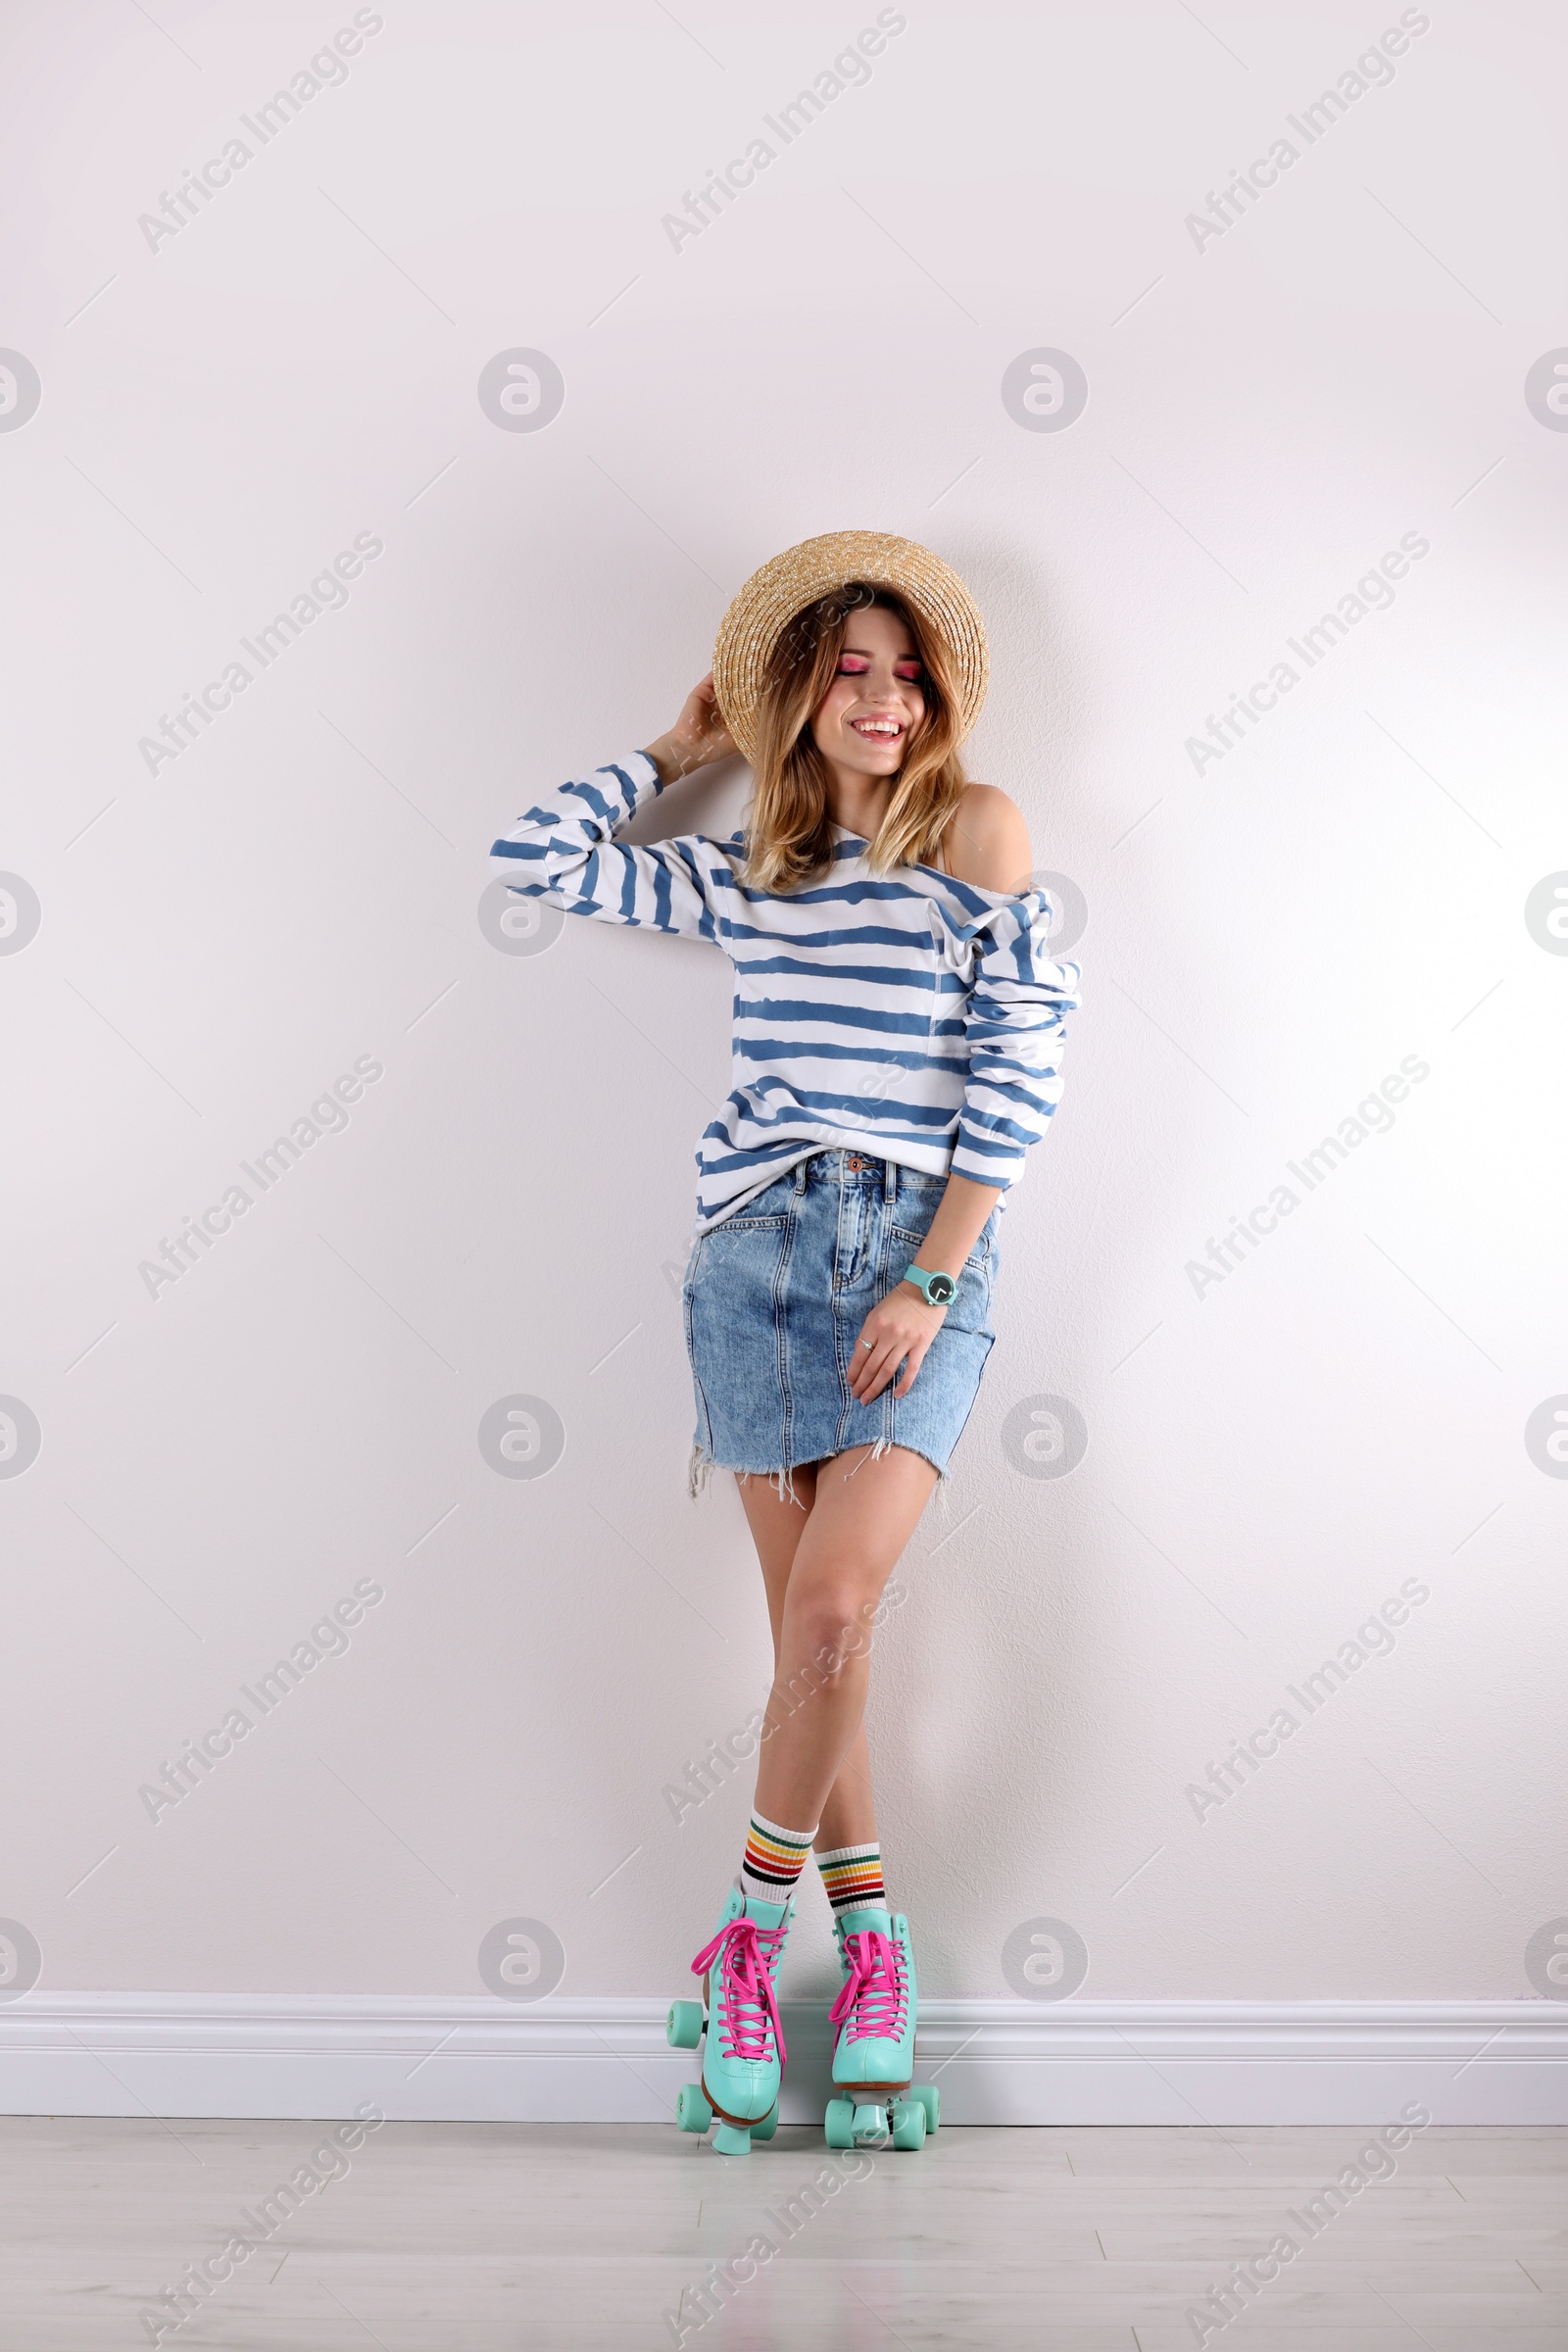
[
  {"xmin": 823, "ymin": 1906, "xmax": 939, "ymax": 2151},
  {"xmin": 666, "ymin": 1886, "xmax": 793, "ymax": 2155}
]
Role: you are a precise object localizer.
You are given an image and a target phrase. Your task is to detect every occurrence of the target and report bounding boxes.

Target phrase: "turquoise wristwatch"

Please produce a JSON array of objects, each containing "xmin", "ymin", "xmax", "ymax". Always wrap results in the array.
[{"xmin": 904, "ymin": 1262, "xmax": 956, "ymax": 1307}]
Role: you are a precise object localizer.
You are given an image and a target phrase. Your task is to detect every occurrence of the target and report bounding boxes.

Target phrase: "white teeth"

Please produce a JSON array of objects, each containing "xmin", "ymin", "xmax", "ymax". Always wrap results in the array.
[{"xmin": 853, "ymin": 719, "xmax": 900, "ymax": 736}]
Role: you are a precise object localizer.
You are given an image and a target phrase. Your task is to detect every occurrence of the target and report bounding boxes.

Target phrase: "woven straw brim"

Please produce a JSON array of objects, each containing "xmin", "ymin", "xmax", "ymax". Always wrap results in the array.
[{"xmin": 711, "ymin": 529, "xmax": 989, "ymax": 763}]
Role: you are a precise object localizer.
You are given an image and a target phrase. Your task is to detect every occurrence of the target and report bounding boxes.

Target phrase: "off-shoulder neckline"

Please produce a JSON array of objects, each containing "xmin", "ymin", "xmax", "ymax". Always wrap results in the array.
[{"xmin": 828, "ymin": 822, "xmax": 1031, "ymax": 903}]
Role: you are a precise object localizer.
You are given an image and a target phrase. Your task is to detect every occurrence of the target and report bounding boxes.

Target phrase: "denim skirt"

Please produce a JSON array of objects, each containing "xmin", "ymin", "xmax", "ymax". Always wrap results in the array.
[{"xmin": 683, "ymin": 1150, "xmax": 1001, "ymax": 1503}]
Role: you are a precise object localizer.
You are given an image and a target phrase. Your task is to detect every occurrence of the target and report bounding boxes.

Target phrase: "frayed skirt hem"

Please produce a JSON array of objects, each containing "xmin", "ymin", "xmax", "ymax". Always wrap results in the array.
[{"xmin": 686, "ymin": 1436, "xmax": 954, "ymax": 1509}]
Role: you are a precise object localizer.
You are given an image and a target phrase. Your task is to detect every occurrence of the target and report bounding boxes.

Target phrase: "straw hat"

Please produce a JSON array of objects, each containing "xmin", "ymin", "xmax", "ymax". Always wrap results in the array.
[{"xmin": 710, "ymin": 529, "xmax": 989, "ymax": 763}]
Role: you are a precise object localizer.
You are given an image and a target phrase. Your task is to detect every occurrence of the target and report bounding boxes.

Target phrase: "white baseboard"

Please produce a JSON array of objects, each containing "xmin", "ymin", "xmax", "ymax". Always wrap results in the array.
[{"xmin": 1, "ymin": 1996, "xmax": 1564, "ymax": 2125}]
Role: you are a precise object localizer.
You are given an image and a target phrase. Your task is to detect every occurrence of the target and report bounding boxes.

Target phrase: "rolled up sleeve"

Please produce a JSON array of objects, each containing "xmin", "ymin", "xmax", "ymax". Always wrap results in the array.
[{"xmin": 951, "ymin": 895, "xmax": 1082, "ymax": 1187}]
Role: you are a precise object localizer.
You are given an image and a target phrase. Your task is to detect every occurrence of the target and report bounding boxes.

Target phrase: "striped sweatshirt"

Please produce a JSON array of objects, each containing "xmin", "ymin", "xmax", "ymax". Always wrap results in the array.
[{"xmin": 489, "ymin": 750, "xmax": 1082, "ymax": 1235}]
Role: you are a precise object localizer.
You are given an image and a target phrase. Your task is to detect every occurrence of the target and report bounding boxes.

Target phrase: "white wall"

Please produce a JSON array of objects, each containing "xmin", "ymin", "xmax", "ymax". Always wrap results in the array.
[{"xmin": 1, "ymin": 0, "xmax": 1563, "ymax": 2034}]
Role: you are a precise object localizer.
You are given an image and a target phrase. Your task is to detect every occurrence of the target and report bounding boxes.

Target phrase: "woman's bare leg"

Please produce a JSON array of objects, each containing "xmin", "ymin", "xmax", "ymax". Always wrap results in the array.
[
  {"xmin": 738, "ymin": 1445, "xmax": 938, "ymax": 1836},
  {"xmin": 736, "ymin": 1463, "xmax": 876, "ymax": 1849}
]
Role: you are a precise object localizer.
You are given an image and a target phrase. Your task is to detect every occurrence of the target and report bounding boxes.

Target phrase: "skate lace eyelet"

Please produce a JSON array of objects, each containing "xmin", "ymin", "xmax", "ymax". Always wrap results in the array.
[
  {"xmin": 689, "ymin": 1916, "xmax": 788, "ymax": 2067},
  {"xmin": 829, "ymin": 1929, "xmax": 907, "ymax": 2043}
]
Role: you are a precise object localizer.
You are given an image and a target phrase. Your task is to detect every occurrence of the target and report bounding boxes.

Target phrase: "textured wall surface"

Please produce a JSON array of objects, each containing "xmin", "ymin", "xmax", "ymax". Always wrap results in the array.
[{"xmin": 1, "ymin": 0, "xmax": 1562, "ymax": 2013}]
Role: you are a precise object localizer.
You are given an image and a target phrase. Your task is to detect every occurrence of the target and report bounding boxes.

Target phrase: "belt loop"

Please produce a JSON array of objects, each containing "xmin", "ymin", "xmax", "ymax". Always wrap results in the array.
[
  {"xmin": 794, "ymin": 1156, "xmax": 808, "ymax": 1195},
  {"xmin": 883, "ymin": 1156, "xmax": 896, "ymax": 1204}
]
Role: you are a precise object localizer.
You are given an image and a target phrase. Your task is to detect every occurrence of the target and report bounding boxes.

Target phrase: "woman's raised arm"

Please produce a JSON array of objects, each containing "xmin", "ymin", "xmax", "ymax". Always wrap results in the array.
[{"xmin": 488, "ymin": 675, "xmax": 737, "ymax": 944}]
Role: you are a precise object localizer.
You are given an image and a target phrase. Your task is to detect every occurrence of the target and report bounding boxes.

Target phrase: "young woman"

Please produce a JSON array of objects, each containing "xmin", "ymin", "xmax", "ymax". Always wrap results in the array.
[{"xmin": 489, "ymin": 532, "xmax": 1081, "ymax": 2155}]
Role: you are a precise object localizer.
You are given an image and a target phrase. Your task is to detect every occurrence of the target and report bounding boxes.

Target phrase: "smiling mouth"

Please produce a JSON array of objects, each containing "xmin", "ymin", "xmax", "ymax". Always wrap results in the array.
[{"xmin": 849, "ymin": 716, "xmax": 904, "ymax": 742}]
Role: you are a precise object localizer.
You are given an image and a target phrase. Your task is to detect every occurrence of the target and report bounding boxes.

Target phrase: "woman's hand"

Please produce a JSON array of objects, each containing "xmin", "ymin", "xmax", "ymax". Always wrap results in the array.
[
  {"xmin": 849, "ymin": 1284, "xmax": 946, "ymax": 1404},
  {"xmin": 644, "ymin": 673, "xmax": 737, "ymax": 783}
]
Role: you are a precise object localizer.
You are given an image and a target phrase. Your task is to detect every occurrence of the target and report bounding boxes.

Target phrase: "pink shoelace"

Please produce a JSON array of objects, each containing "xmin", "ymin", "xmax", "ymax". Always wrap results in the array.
[
  {"xmin": 691, "ymin": 1916, "xmax": 789, "ymax": 2066},
  {"xmin": 830, "ymin": 1928, "xmax": 907, "ymax": 2046}
]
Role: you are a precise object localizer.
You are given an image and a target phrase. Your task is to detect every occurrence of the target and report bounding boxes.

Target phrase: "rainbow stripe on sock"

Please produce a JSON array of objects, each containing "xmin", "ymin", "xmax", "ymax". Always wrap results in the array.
[
  {"xmin": 816, "ymin": 1843, "xmax": 885, "ymax": 1913},
  {"xmin": 740, "ymin": 1814, "xmax": 816, "ymax": 1896}
]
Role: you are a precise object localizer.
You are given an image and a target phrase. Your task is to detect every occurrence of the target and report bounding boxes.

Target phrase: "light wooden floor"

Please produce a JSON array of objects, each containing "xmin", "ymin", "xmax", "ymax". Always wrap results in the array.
[{"xmin": 3, "ymin": 2118, "xmax": 1564, "ymax": 2348}]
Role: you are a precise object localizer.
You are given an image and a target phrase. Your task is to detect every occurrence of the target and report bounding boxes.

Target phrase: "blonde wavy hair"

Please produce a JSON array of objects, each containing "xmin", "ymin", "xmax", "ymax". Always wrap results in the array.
[{"xmin": 738, "ymin": 582, "xmax": 969, "ymax": 894}]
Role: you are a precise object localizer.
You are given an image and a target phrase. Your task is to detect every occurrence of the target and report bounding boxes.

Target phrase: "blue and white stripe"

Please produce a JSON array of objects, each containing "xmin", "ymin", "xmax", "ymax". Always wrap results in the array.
[{"xmin": 490, "ymin": 749, "xmax": 1082, "ymax": 1233}]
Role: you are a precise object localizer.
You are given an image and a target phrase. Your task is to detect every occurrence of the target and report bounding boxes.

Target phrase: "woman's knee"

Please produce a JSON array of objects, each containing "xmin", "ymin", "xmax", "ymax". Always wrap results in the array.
[{"xmin": 784, "ymin": 1580, "xmax": 884, "ymax": 1677}]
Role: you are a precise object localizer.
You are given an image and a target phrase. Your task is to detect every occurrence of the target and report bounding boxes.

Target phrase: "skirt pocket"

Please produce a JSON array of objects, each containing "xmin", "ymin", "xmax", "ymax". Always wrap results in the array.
[{"xmin": 687, "ymin": 1214, "xmax": 793, "ymax": 1451}]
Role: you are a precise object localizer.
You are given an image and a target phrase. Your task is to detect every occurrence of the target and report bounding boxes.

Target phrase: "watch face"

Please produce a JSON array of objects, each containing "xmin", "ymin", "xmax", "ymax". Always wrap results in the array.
[{"xmin": 928, "ymin": 1271, "xmax": 956, "ymax": 1304}]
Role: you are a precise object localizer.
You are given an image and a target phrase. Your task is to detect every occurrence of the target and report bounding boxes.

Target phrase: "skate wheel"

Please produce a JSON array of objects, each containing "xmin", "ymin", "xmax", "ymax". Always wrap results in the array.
[
  {"xmin": 824, "ymin": 2095, "xmax": 856, "ymax": 2149},
  {"xmin": 912, "ymin": 2083, "xmax": 940, "ymax": 2133},
  {"xmin": 675, "ymin": 2082, "xmax": 711, "ymax": 2132},
  {"xmin": 712, "ymin": 2121, "xmax": 752, "ymax": 2156},
  {"xmin": 666, "ymin": 1999, "xmax": 704, "ymax": 2050},
  {"xmin": 851, "ymin": 2100, "xmax": 889, "ymax": 2143},
  {"xmin": 751, "ymin": 2104, "xmax": 779, "ymax": 2141},
  {"xmin": 891, "ymin": 2098, "xmax": 926, "ymax": 2150}
]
